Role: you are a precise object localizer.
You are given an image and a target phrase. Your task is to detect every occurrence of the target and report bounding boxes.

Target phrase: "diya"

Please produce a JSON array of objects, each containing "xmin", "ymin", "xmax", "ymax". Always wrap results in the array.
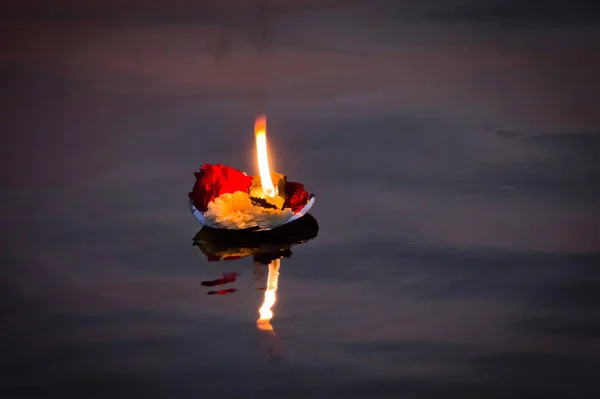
[{"xmin": 188, "ymin": 115, "xmax": 315, "ymax": 231}]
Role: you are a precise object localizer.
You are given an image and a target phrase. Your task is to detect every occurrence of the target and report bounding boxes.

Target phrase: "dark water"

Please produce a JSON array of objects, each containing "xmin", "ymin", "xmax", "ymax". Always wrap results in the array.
[{"xmin": 2, "ymin": 3, "xmax": 600, "ymax": 398}]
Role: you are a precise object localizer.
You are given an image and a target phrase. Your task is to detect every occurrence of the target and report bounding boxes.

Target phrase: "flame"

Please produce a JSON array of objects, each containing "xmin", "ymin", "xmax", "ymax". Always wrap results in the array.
[
  {"xmin": 257, "ymin": 259, "xmax": 280, "ymax": 331},
  {"xmin": 254, "ymin": 115, "xmax": 276, "ymax": 198}
]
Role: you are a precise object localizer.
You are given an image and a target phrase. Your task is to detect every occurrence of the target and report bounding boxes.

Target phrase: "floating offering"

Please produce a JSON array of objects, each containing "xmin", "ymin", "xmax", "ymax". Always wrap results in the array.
[{"xmin": 188, "ymin": 115, "xmax": 315, "ymax": 231}]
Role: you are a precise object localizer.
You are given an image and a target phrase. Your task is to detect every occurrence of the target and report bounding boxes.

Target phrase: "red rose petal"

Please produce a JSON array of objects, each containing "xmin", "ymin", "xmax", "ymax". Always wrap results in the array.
[
  {"xmin": 188, "ymin": 163, "xmax": 253, "ymax": 212},
  {"xmin": 283, "ymin": 182, "xmax": 310, "ymax": 213}
]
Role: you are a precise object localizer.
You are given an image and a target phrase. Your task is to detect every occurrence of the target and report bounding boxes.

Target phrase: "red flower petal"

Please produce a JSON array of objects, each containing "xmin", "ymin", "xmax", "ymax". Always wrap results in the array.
[
  {"xmin": 188, "ymin": 163, "xmax": 253, "ymax": 212},
  {"xmin": 283, "ymin": 182, "xmax": 310, "ymax": 213}
]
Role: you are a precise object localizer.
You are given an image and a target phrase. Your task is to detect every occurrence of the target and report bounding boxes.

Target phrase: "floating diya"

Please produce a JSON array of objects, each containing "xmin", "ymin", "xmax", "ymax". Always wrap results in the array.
[{"xmin": 188, "ymin": 115, "xmax": 315, "ymax": 231}]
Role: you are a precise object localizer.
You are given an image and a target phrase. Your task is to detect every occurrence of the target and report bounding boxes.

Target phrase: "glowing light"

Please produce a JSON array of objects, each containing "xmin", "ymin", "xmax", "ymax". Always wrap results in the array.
[
  {"xmin": 254, "ymin": 115, "xmax": 276, "ymax": 198},
  {"xmin": 257, "ymin": 259, "xmax": 280, "ymax": 331}
]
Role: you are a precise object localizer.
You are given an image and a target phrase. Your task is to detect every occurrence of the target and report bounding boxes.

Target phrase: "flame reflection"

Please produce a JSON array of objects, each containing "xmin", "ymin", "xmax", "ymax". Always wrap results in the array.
[
  {"xmin": 193, "ymin": 213, "xmax": 319, "ymax": 360},
  {"xmin": 257, "ymin": 259, "xmax": 280, "ymax": 332}
]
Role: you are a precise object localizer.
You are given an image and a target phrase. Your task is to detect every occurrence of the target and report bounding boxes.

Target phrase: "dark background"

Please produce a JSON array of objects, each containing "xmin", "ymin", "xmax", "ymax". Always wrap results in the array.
[{"xmin": 2, "ymin": 1, "xmax": 599, "ymax": 398}]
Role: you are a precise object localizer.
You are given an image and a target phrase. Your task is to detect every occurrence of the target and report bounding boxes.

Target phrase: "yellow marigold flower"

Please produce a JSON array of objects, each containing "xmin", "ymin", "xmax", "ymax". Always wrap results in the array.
[{"xmin": 204, "ymin": 191, "xmax": 294, "ymax": 230}]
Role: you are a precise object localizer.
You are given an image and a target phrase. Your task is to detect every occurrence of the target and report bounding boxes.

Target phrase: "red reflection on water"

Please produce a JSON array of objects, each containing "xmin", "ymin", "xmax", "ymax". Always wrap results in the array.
[
  {"xmin": 206, "ymin": 288, "xmax": 237, "ymax": 296},
  {"xmin": 201, "ymin": 272, "xmax": 240, "ymax": 287}
]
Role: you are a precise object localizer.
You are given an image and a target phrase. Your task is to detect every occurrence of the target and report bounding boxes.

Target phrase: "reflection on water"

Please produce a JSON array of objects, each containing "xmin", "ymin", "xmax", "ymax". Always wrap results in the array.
[
  {"xmin": 257, "ymin": 258, "xmax": 279, "ymax": 332},
  {"xmin": 192, "ymin": 213, "xmax": 319, "ymax": 262},
  {"xmin": 201, "ymin": 272, "xmax": 240, "ymax": 288},
  {"xmin": 206, "ymin": 288, "xmax": 237, "ymax": 295},
  {"xmin": 192, "ymin": 214, "xmax": 319, "ymax": 359}
]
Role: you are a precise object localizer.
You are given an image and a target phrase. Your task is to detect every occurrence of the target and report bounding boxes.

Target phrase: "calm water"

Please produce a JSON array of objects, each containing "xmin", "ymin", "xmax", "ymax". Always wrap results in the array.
[{"xmin": 2, "ymin": 3, "xmax": 600, "ymax": 398}]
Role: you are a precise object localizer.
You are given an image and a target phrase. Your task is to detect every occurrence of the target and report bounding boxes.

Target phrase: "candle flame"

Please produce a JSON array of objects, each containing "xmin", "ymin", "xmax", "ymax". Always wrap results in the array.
[
  {"xmin": 257, "ymin": 259, "xmax": 280, "ymax": 331},
  {"xmin": 254, "ymin": 115, "xmax": 276, "ymax": 198}
]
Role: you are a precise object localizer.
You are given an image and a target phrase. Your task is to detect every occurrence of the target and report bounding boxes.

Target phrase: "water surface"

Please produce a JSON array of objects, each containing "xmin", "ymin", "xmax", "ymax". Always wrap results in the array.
[{"xmin": 2, "ymin": 2, "xmax": 600, "ymax": 398}]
